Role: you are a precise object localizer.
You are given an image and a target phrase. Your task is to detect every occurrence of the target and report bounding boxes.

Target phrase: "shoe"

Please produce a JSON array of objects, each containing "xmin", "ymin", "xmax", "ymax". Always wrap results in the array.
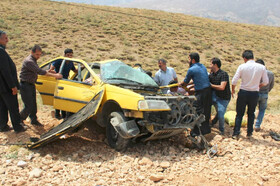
[
  {"xmin": 232, "ymin": 135, "xmax": 239, "ymax": 139},
  {"xmin": 255, "ymin": 128, "xmax": 261, "ymax": 132},
  {"xmin": 211, "ymin": 117, "xmax": 218, "ymax": 126},
  {"xmin": 15, "ymin": 125, "xmax": 27, "ymax": 133},
  {"xmin": 31, "ymin": 121, "xmax": 43, "ymax": 127},
  {"xmin": 0, "ymin": 125, "xmax": 12, "ymax": 132},
  {"xmin": 219, "ymin": 131, "xmax": 224, "ymax": 136},
  {"xmin": 247, "ymin": 133, "xmax": 252, "ymax": 138},
  {"xmin": 55, "ymin": 115, "xmax": 62, "ymax": 120}
]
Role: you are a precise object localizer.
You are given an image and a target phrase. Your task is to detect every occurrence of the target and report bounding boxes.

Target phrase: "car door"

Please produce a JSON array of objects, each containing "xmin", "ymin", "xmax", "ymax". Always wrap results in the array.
[
  {"xmin": 53, "ymin": 62, "xmax": 101, "ymax": 113},
  {"xmin": 28, "ymin": 89, "xmax": 104, "ymax": 149},
  {"xmin": 35, "ymin": 58, "xmax": 63, "ymax": 105}
]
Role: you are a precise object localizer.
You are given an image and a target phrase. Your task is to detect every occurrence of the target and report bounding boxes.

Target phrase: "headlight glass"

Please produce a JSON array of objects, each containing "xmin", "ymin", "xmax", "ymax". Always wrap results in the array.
[{"xmin": 138, "ymin": 100, "xmax": 170, "ymax": 110}]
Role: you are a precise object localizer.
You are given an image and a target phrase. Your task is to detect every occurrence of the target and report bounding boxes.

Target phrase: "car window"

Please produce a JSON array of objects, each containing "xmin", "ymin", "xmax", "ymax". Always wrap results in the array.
[{"xmin": 101, "ymin": 60, "xmax": 158, "ymax": 87}]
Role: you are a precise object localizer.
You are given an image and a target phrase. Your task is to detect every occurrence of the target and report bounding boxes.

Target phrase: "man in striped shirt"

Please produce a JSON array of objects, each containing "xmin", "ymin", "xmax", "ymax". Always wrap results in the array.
[
  {"xmin": 231, "ymin": 50, "xmax": 268, "ymax": 139},
  {"xmin": 19, "ymin": 45, "xmax": 62, "ymax": 126}
]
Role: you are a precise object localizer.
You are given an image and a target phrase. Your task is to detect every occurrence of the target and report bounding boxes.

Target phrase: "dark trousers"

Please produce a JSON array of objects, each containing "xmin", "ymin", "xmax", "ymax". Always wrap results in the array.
[
  {"xmin": 55, "ymin": 109, "xmax": 66, "ymax": 118},
  {"xmin": 20, "ymin": 82, "xmax": 38, "ymax": 123},
  {"xmin": 0, "ymin": 92, "xmax": 22, "ymax": 131},
  {"xmin": 192, "ymin": 86, "xmax": 212, "ymax": 135},
  {"xmin": 233, "ymin": 89, "xmax": 259, "ymax": 135}
]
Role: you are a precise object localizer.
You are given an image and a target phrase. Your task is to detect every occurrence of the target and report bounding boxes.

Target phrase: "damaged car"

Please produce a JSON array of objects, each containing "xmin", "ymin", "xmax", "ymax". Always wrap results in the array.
[{"xmin": 30, "ymin": 57, "xmax": 204, "ymax": 151}]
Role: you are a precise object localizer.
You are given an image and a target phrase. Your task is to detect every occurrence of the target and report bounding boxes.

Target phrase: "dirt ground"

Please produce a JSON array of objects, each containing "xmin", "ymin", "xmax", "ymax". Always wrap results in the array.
[{"xmin": 0, "ymin": 106, "xmax": 280, "ymax": 186}]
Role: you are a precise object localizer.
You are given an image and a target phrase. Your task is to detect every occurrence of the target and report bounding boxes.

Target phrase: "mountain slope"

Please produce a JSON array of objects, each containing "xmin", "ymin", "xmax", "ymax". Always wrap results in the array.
[
  {"xmin": 122, "ymin": 0, "xmax": 280, "ymax": 26},
  {"xmin": 1, "ymin": 0, "xmax": 280, "ymax": 111}
]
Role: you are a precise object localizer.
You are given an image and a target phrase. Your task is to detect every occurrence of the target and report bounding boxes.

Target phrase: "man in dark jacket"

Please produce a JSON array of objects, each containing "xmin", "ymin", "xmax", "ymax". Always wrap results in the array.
[
  {"xmin": 19, "ymin": 45, "xmax": 62, "ymax": 126},
  {"xmin": 0, "ymin": 30, "xmax": 26, "ymax": 133}
]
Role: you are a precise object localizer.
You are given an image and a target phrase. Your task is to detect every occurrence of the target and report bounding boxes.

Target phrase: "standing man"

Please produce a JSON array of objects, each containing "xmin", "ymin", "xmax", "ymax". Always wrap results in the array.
[
  {"xmin": 0, "ymin": 30, "xmax": 26, "ymax": 133},
  {"xmin": 254, "ymin": 59, "xmax": 274, "ymax": 132},
  {"xmin": 180, "ymin": 52, "xmax": 212, "ymax": 136},
  {"xmin": 50, "ymin": 48, "xmax": 77, "ymax": 119},
  {"xmin": 154, "ymin": 59, "xmax": 177, "ymax": 94},
  {"xmin": 231, "ymin": 50, "xmax": 268, "ymax": 139},
  {"xmin": 20, "ymin": 45, "xmax": 62, "ymax": 126},
  {"xmin": 209, "ymin": 57, "xmax": 231, "ymax": 135}
]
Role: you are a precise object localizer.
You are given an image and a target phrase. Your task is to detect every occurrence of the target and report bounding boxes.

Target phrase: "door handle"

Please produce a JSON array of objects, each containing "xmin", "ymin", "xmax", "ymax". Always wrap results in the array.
[
  {"xmin": 35, "ymin": 81, "xmax": 43, "ymax": 85},
  {"xmin": 58, "ymin": 86, "xmax": 64, "ymax": 90}
]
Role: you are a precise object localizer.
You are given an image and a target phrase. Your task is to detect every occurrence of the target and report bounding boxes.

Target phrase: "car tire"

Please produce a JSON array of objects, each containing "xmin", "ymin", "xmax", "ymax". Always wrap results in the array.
[{"xmin": 106, "ymin": 112, "xmax": 130, "ymax": 151}]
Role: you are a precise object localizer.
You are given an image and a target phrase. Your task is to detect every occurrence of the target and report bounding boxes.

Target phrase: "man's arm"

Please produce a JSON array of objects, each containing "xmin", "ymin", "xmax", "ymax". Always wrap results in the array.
[
  {"xmin": 231, "ymin": 84, "xmax": 236, "ymax": 98},
  {"xmin": 269, "ymin": 73, "xmax": 274, "ymax": 92},
  {"xmin": 45, "ymin": 71, "xmax": 62, "ymax": 79},
  {"xmin": 259, "ymin": 68, "xmax": 269, "ymax": 87},
  {"xmin": 0, "ymin": 49, "xmax": 17, "ymax": 90},
  {"xmin": 211, "ymin": 81, "xmax": 227, "ymax": 91}
]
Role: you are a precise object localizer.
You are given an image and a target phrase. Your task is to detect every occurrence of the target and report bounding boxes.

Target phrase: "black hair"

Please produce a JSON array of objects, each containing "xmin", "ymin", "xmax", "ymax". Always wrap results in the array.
[
  {"xmin": 0, "ymin": 30, "xmax": 6, "ymax": 37},
  {"xmin": 242, "ymin": 50, "xmax": 254, "ymax": 60},
  {"xmin": 256, "ymin": 59, "xmax": 265, "ymax": 66},
  {"xmin": 31, "ymin": 44, "xmax": 42, "ymax": 53},
  {"xmin": 134, "ymin": 63, "xmax": 142, "ymax": 68},
  {"xmin": 64, "ymin": 48, "xmax": 73, "ymax": 55},
  {"xmin": 211, "ymin": 57, "xmax": 221, "ymax": 68},
  {"xmin": 146, "ymin": 71, "xmax": 152, "ymax": 77},
  {"xmin": 168, "ymin": 80, "xmax": 178, "ymax": 85},
  {"xmin": 189, "ymin": 52, "xmax": 200, "ymax": 63},
  {"xmin": 158, "ymin": 58, "xmax": 167, "ymax": 64}
]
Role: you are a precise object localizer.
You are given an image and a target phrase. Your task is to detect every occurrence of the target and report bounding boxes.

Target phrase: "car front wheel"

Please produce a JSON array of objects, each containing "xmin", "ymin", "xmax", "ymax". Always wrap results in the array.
[{"xmin": 106, "ymin": 112, "xmax": 130, "ymax": 151}]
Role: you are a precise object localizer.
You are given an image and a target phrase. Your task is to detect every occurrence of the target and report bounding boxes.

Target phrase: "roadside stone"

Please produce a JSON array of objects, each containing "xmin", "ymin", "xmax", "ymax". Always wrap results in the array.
[
  {"xmin": 261, "ymin": 176, "xmax": 269, "ymax": 181},
  {"xmin": 29, "ymin": 168, "xmax": 43, "ymax": 178},
  {"xmin": 139, "ymin": 157, "xmax": 153, "ymax": 166},
  {"xmin": 12, "ymin": 180, "xmax": 26, "ymax": 186},
  {"xmin": 0, "ymin": 168, "xmax": 5, "ymax": 174},
  {"xmin": 17, "ymin": 160, "xmax": 27, "ymax": 168},
  {"xmin": 160, "ymin": 161, "xmax": 170, "ymax": 169},
  {"xmin": 52, "ymin": 165, "xmax": 63, "ymax": 172},
  {"xmin": 150, "ymin": 174, "xmax": 164, "ymax": 182},
  {"xmin": 136, "ymin": 176, "xmax": 145, "ymax": 182}
]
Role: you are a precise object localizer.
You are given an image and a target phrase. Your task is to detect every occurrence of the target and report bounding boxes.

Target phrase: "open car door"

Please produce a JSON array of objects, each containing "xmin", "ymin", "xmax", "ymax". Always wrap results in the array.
[
  {"xmin": 53, "ymin": 62, "xmax": 100, "ymax": 113},
  {"xmin": 35, "ymin": 60, "xmax": 59, "ymax": 105},
  {"xmin": 28, "ymin": 89, "xmax": 104, "ymax": 149}
]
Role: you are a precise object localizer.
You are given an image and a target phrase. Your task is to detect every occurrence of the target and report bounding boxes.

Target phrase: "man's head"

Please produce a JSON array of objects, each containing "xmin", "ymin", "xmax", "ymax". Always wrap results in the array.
[
  {"xmin": 169, "ymin": 80, "xmax": 178, "ymax": 92},
  {"xmin": 134, "ymin": 63, "xmax": 142, "ymax": 68},
  {"xmin": 158, "ymin": 59, "xmax": 167, "ymax": 71},
  {"xmin": 64, "ymin": 48, "xmax": 73, "ymax": 58},
  {"xmin": 210, "ymin": 57, "xmax": 221, "ymax": 73},
  {"xmin": 0, "ymin": 30, "xmax": 8, "ymax": 47},
  {"xmin": 31, "ymin": 45, "xmax": 42, "ymax": 60},
  {"xmin": 242, "ymin": 50, "xmax": 254, "ymax": 62},
  {"xmin": 188, "ymin": 52, "xmax": 199, "ymax": 67},
  {"xmin": 256, "ymin": 59, "xmax": 265, "ymax": 66}
]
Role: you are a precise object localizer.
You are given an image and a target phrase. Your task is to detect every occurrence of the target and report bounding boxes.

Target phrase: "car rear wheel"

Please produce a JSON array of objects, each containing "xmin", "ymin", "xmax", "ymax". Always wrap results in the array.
[{"xmin": 106, "ymin": 112, "xmax": 130, "ymax": 151}]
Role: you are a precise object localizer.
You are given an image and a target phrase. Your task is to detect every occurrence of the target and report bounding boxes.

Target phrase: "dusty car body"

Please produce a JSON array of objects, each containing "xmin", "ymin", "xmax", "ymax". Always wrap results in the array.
[{"xmin": 34, "ymin": 57, "xmax": 204, "ymax": 151}]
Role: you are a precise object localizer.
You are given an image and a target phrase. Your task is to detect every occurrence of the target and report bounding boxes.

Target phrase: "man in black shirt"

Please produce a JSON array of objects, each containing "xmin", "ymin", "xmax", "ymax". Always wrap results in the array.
[
  {"xmin": 0, "ymin": 30, "xmax": 26, "ymax": 133},
  {"xmin": 209, "ymin": 58, "xmax": 231, "ymax": 135}
]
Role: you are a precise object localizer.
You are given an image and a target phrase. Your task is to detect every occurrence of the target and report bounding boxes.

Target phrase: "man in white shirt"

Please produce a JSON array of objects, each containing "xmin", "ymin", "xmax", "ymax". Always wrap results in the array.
[
  {"xmin": 154, "ymin": 59, "xmax": 177, "ymax": 94},
  {"xmin": 231, "ymin": 50, "xmax": 269, "ymax": 139}
]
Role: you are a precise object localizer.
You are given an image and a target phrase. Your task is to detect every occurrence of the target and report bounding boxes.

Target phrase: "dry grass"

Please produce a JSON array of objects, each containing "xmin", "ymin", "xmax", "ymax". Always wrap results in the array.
[{"xmin": 1, "ymin": 0, "xmax": 280, "ymax": 112}]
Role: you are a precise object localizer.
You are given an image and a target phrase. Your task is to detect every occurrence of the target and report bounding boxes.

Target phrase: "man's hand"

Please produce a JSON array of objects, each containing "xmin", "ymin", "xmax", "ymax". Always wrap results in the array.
[
  {"xmin": 11, "ymin": 87, "xmax": 18, "ymax": 95},
  {"xmin": 231, "ymin": 89, "xmax": 235, "ymax": 98},
  {"xmin": 47, "ymin": 69, "xmax": 56, "ymax": 74},
  {"xmin": 56, "ymin": 73, "xmax": 63, "ymax": 79}
]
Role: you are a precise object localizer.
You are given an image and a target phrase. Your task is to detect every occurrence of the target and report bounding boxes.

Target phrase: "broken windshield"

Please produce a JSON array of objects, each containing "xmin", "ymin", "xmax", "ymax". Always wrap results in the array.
[{"xmin": 101, "ymin": 60, "xmax": 158, "ymax": 87}]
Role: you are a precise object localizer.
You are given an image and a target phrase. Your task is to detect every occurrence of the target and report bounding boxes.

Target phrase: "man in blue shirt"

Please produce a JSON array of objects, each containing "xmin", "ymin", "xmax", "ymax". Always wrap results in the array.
[
  {"xmin": 50, "ymin": 49, "xmax": 77, "ymax": 119},
  {"xmin": 180, "ymin": 52, "xmax": 211, "ymax": 136}
]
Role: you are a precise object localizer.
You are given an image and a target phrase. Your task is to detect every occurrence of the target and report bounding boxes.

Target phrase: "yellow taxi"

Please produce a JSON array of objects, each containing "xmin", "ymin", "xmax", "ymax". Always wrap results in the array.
[{"xmin": 35, "ymin": 57, "xmax": 203, "ymax": 151}]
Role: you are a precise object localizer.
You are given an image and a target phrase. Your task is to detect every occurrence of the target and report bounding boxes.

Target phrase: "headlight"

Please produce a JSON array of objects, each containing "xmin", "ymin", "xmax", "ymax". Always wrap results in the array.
[{"xmin": 138, "ymin": 100, "xmax": 170, "ymax": 110}]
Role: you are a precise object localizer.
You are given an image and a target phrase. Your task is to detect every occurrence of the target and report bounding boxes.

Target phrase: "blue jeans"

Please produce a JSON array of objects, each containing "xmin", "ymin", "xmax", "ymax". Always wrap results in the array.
[
  {"xmin": 233, "ymin": 89, "xmax": 259, "ymax": 136},
  {"xmin": 255, "ymin": 93, "xmax": 268, "ymax": 128},
  {"xmin": 212, "ymin": 92, "xmax": 230, "ymax": 133}
]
